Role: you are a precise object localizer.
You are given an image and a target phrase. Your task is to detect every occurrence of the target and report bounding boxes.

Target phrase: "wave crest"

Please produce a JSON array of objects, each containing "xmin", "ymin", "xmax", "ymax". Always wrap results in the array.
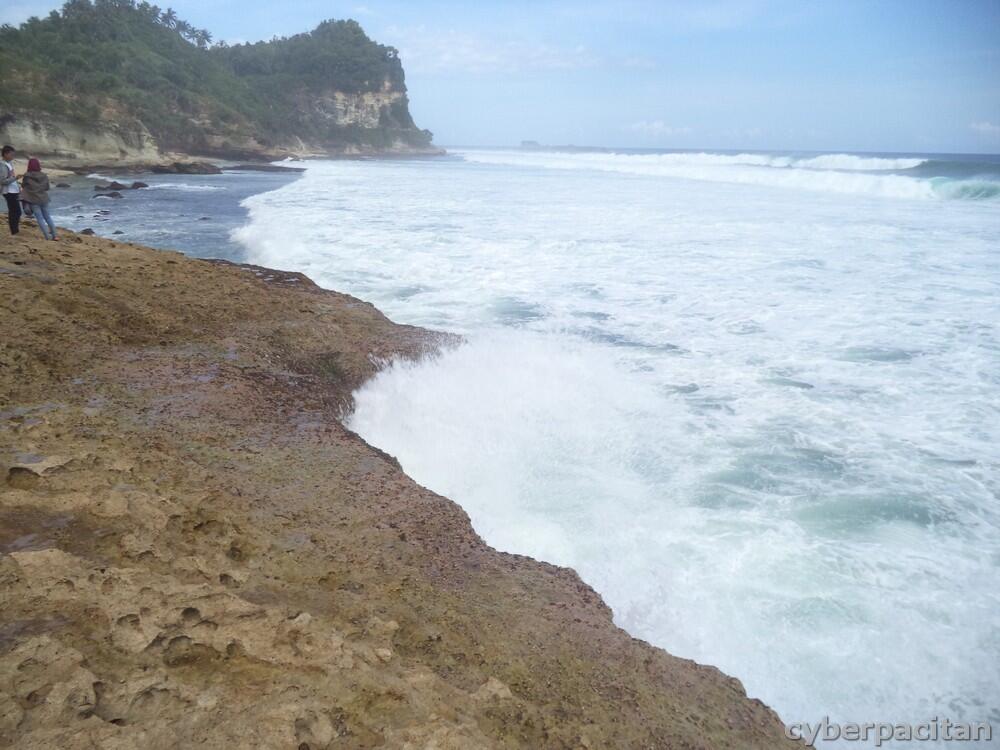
[{"xmin": 459, "ymin": 150, "xmax": 998, "ymax": 201}]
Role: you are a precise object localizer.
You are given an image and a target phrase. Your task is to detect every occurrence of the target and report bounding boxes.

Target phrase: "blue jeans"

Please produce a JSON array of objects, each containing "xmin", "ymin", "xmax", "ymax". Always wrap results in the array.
[{"xmin": 29, "ymin": 202, "xmax": 57, "ymax": 239}]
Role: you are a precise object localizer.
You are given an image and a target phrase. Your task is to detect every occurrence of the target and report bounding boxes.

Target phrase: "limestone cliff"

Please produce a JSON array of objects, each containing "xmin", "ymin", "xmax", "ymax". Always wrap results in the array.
[
  {"xmin": 0, "ymin": 8, "xmax": 437, "ymax": 166},
  {"xmin": 0, "ymin": 114, "xmax": 162, "ymax": 168},
  {"xmin": 0, "ymin": 230, "xmax": 801, "ymax": 749},
  {"xmin": 0, "ymin": 86, "xmax": 436, "ymax": 168}
]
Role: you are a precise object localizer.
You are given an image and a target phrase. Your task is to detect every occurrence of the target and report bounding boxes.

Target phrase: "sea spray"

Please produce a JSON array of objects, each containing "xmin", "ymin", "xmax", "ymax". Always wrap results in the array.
[
  {"xmin": 236, "ymin": 151, "xmax": 1000, "ymax": 748},
  {"xmin": 349, "ymin": 331, "xmax": 1000, "ymax": 747}
]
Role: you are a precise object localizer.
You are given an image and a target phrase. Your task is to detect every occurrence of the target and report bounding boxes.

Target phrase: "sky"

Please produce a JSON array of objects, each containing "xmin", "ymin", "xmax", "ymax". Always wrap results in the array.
[{"xmin": 3, "ymin": 0, "xmax": 999, "ymax": 153}]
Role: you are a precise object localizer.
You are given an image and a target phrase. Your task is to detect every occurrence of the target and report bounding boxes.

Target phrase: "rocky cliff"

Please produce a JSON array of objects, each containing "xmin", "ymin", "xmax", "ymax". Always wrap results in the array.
[
  {"xmin": 0, "ymin": 229, "xmax": 801, "ymax": 749},
  {"xmin": 0, "ymin": 6, "xmax": 437, "ymax": 166},
  {"xmin": 0, "ymin": 88, "xmax": 431, "ymax": 168},
  {"xmin": 0, "ymin": 114, "xmax": 162, "ymax": 168}
]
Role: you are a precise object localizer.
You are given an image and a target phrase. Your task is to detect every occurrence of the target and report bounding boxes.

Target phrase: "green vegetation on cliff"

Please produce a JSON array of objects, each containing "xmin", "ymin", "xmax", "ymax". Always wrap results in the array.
[{"xmin": 0, "ymin": 0, "xmax": 432, "ymax": 155}]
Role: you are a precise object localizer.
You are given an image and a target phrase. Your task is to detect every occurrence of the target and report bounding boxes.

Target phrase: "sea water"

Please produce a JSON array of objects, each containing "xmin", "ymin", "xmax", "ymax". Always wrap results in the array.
[
  {"xmin": 97, "ymin": 149, "xmax": 1000, "ymax": 747},
  {"xmin": 50, "ymin": 169, "xmax": 298, "ymax": 259}
]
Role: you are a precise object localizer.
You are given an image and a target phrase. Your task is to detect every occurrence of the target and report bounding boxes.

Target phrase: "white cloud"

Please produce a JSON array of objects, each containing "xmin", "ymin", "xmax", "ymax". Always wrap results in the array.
[
  {"xmin": 971, "ymin": 121, "xmax": 1000, "ymax": 138},
  {"xmin": 626, "ymin": 121, "xmax": 693, "ymax": 138},
  {"xmin": 385, "ymin": 26, "xmax": 601, "ymax": 74}
]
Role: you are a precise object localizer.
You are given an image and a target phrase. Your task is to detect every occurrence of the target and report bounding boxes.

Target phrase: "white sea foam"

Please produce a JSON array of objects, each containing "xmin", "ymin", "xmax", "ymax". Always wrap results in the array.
[
  {"xmin": 458, "ymin": 150, "xmax": 979, "ymax": 200},
  {"xmin": 351, "ymin": 331, "xmax": 1000, "ymax": 746},
  {"xmin": 143, "ymin": 183, "xmax": 226, "ymax": 192},
  {"xmin": 85, "ymin": 174, "xmax": 226, "ymax": 192},
  {"xmin": 509, "ymin": 151, "xmax": 926, "ymax": 171},
  {"xmin": 790, "ymin": 153, "xmax": 925, "ymax": 170},
  {"xmin": 235, "ymin": 155, "xmax": 1000, "ymax": 748}
]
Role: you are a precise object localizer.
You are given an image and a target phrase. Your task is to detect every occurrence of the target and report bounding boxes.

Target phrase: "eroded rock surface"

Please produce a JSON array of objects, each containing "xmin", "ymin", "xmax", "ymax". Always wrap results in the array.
[{"xmin": 0, "ymin": 232, "xmax": 800, "ymax": 748}]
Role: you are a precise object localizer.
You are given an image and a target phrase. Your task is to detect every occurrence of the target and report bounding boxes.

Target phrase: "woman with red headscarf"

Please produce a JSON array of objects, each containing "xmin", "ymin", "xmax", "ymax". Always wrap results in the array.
[{"xmin": 20, "ymin": 158, "xmax": 57, "ymax": 241}]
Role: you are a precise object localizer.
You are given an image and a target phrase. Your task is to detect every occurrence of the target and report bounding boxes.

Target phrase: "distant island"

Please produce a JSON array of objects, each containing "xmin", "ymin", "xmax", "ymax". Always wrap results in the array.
[{"xmin": 0, "ymin": 0, "xmax": 437, "ymax": 167}]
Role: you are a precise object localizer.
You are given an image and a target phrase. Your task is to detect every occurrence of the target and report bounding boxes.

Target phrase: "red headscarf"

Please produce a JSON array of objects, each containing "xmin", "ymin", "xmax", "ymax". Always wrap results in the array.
[{"xmin": 27, "ymin": 158, "xmax": 41, "ymax": 172}]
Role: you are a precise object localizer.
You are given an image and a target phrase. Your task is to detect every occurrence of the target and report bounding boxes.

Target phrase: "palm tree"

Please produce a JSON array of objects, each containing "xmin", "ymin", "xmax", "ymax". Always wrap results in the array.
[{"xmin": 160, "ymin": 7, "xmax": 176, "ymax": 28}]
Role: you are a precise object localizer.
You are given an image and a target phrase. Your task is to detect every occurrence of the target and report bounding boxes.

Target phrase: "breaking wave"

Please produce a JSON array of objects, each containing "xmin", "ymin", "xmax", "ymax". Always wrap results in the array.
[
  {"xmin": 142, "ymin": 183, "xmax": 226, "ymax": 192},
  {"xmin": 236, "ymin": 154, "xmax": 1000, "ymax": 749},
  {"xmin": 459, "ymin": 149, "xmax": 1000, "ymax": 201}
]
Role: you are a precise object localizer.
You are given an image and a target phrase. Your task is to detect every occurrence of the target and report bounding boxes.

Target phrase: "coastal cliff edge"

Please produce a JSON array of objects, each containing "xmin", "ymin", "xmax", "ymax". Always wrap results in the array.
[{"xmin": 0, "ymin": 230, "xmax": 801, "ymax": 749}]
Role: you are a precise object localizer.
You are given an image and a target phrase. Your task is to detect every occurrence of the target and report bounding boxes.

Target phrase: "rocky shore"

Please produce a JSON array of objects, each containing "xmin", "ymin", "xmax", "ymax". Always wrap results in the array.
[
  {"xmin": 0, "ymin": 111, "xmax": 444, "ymax": 176},
  {"xmin": 0, "ymin": 230, "xmax": 800, "ymax": 749}
]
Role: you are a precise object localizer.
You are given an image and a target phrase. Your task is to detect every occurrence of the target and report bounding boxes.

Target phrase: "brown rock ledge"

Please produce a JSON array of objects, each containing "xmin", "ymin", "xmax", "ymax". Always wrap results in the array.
[{"xmin": 0, "ymin": 232, "xmax": 801, "ymax": 749}]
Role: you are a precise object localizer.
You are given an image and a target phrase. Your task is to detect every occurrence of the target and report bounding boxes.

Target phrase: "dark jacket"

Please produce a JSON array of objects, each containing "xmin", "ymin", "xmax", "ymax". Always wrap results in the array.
[{"xmin": 20, "ymin": 172, "xmax": 50, "ymax": 206}]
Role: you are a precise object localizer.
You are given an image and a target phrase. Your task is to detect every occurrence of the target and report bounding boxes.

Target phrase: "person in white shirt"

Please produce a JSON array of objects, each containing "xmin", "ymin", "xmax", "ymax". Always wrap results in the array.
[{"xmin": 1, "ymin": 145, "xmax": 22, "ymax": 235}]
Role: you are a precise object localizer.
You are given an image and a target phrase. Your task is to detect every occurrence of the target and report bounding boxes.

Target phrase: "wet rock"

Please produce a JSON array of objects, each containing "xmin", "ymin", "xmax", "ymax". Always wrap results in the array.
[
  {"xmin": 94, "ymin": 182, "xmax": 128, "ymax": 191},
  {"xmin": 80, "ymin": 228, "xmax": 95, "ymax": 235},
  {"xmin": 227, "ymin": 163, "xmax": 306, "ymax": 173},
  {"xmin": 131, "ymin": 182, "xmax": 149, "ymax": 189},
  {"xmin": 55, "ymin": 183, "xmax": 71, "ymax": 188},
  {"xmin": 93, "ymin": 192, "xmax": 123, "ymax": 200},
  {"xmin": 151, "ymin": 162, "xmax": 222, "ymax": 175}
]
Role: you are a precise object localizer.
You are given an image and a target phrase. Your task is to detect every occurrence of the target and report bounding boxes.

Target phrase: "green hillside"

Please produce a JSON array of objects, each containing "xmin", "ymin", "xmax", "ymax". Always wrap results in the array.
[{"xmin": 0, "ymin": 0, "xmax": 432, "ymax": 154}]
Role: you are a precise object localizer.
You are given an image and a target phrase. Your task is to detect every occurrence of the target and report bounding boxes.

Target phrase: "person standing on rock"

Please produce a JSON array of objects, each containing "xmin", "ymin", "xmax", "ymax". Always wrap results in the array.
[
  {"xmin": 1, "ymin": 145, "xmax": 22, "ymax": 235},
  {"xmin": 20, "ymin": 159, "xmax": 58, "ymax": 241}
]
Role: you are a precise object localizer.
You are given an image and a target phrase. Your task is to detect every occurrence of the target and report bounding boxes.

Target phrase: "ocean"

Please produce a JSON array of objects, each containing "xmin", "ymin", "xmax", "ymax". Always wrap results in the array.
[
  {"xmin": 53, "ymin": 148, "xmax": 1000, "ymax": 747},
  {"xmin": 51, "ymin": 169, "xmax": 300, "ymax": 258}
]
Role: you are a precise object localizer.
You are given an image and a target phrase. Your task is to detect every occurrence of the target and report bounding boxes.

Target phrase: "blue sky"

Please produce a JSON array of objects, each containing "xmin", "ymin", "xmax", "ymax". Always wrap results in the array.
[{"xmin": 4, "ymin": 0, "xmax": 999, "ymax": 152}]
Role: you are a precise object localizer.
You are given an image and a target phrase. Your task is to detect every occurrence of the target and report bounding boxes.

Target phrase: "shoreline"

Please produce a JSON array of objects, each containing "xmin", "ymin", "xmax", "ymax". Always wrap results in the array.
[
  {"xmin": 0, "ymin": 227, "xmax": 800, "ymax": 748},
  {"xmin": 37, "ymin": 146, "xmax": 448, "ymax": 177}
]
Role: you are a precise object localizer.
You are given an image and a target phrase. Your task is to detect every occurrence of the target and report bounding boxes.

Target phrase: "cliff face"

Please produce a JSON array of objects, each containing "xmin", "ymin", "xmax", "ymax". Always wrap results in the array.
[
  {"xmin": 0, "ymin": 88, "xmax": 434, "ymax": 167},
  {"xmin": 0, "ymin": 114, "xmax": 162, "ymax": 168},
  {"xmin": 0, "ymin": 230, "xmax": 800, "ymax": 749},
  {"xmin": 308, "ymin": 88, "xmax": 409, "ymax": 131}
]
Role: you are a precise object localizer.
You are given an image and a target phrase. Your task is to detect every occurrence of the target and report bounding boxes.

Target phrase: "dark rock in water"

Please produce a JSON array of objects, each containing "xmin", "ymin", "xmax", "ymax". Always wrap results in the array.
[
  {"xmin": 151, "ymin": 161, "xmax": 223, "ymax": 175},
  {"xmin": 55, "ymin": 183, "xmax": 71, "ymax": 188},
  {"xmin": 113, "ymin": 230, "xmax": 124, "ymax": 235},
  {"xmin": 94, "ymin": 181, "xmax": 128, "ymax": 191},
  {"xmin": 131, "ymin": 181, "xmax": 149, "ymax": 189},
  {"xmin": 227, "ymin": 163, "xmax": 306, "ymax": 173},
  {"xmin": 80, "ymin": 228, "xmax": 95, "ymax": 235},
  {"xmin": 199, "ymin": 216, "xmax": 211, "ymax": 221},
  {"xmin": 93, "ymin": 192, "xmax": 123, "ymax": 199}
]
